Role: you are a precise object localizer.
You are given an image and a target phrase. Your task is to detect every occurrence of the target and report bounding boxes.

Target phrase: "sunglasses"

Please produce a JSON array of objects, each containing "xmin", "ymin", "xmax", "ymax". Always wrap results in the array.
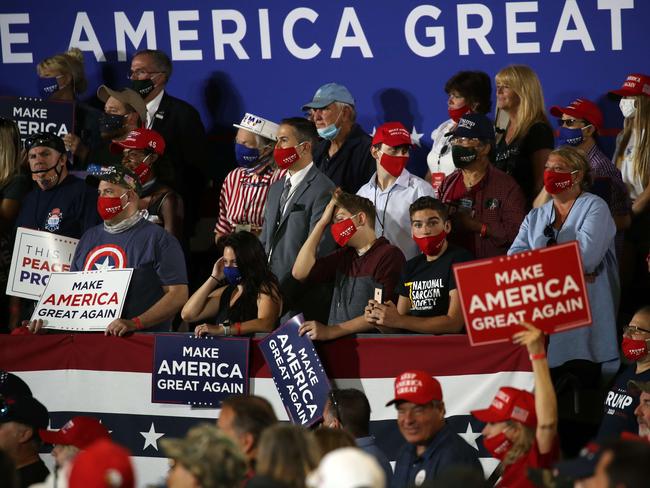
[
  {"xmin": 24, "ymin": 133, "xmax": 62, "ymax": 151},
  {"xmin": 543, "ymin": 224, "xmax": 557, "ymax": 247},
  {"xmin": 557, "ymin": 118, "xmax": 589, "ymax": 128}
]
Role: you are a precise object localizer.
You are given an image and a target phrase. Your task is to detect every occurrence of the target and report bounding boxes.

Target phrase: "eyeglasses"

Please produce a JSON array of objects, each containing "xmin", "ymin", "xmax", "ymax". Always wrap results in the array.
[
  {"xmin": 544, "ymin": 223, "xmax": 557, "ymax": 247},
  {"xmin": 558, "ymin": 118, "xmax": 589, "ymax": 128},
  {"xmin": 127, "ymin": 69, "xmax": 162, "ymax": 79},
  {"xmin": 624, "ymin": 325, "xmax": 650, "ymax": 336},
  {"xmin": 328, "ymin": 389, "xmax": 341, "ymax": 422}
]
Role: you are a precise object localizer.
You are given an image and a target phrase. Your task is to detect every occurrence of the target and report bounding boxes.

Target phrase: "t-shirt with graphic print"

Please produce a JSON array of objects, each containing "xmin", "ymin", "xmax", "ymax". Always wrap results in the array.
[{"xmin": 395, "ymin": 244, "xmax": 472, "ymax": 318}]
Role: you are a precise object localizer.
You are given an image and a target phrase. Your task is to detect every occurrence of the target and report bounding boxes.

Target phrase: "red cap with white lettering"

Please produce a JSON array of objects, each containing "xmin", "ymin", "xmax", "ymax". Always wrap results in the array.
[
  {"xmin": 386, "ymin": 370, "xmax": 442, "ymax": 406},
  {"xmin": 471, "ymin": 386, "xmax": 537, "ymax": 428},
  {"xmin": 609, "ymin": 73, "xmax": 650, "ymax": 98}
]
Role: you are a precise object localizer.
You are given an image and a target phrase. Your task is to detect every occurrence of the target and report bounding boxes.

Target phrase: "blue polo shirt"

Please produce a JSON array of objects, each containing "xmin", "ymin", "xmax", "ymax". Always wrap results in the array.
[{"xmin": 391, "ymin": 424, "xmax": 481, "ymax": 488}]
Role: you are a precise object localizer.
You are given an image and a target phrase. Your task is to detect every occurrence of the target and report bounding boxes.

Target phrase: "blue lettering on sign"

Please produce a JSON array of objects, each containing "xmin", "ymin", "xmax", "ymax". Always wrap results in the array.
[{"xmin": 152, "ymin": 335, "xmax": 250, "ymax": 407}]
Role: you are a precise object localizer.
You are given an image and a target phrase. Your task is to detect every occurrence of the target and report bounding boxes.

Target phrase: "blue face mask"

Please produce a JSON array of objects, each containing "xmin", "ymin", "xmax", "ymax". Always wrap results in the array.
[
  {"xmin": 316, "ymin": 108, "xmax": 343, "ymax": 141},
  {"xmin": 557, "ymin": 126, "xmax": 586, "ymax": 147},
  {"xmin": 223, "ymin": 266, "xmax": 242, "ymax": 286},
  {"xmin": 38, "ymin": 77, "xmax": 60, "ymax": 99},
  {"xmin": 235, "ymin": 143, "xmax": 260, "ymax": 168}
]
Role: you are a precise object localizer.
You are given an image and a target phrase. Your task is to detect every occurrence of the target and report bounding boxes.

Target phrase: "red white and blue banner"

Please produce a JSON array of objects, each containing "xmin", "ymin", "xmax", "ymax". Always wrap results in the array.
[{"xmin": 1, "ymin": 334, "xmax": 533, "ymax": 487}]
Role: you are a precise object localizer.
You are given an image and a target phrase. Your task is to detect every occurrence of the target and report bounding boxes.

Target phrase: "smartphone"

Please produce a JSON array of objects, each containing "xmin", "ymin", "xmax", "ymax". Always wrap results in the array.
[{"xmin": 374, "ymin": 287, "xmax": 383, "ymax": 304}]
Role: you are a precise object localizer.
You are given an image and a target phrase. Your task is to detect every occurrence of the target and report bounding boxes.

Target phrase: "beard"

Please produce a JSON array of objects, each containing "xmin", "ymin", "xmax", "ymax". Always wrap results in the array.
[{"xmin": 639, "ymin": 423, "xmax": 650, "ymax": 440}]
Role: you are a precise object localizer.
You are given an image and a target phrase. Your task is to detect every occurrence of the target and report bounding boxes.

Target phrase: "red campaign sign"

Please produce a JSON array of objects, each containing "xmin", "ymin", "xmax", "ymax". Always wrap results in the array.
[{"xmin": 453, "ymin": 241, "xmax": 592, "ymax": 346}]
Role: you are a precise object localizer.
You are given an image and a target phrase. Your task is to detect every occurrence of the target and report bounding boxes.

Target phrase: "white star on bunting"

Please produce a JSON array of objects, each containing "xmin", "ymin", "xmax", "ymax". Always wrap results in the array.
[
  {"xmin": 140, "ymin": 422, "xmax": 164, "ymax": 451},
  {"xmin": 410, "ymin": 126, "xmax": 423, "ymax": 147},
  {"xmin": 459, "ymin": 422, "xmax": 482, "ymax": 450}
]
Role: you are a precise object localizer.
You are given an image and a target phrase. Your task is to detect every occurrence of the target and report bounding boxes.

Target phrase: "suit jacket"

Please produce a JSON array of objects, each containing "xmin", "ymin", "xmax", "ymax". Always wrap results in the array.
[
  {"xmin": 260, "ymin": 164, "xmax": 335, "ymax": 284},
  {"xmin": 150, "ymin": 91, "xmax": 208, "ymax": 182}
]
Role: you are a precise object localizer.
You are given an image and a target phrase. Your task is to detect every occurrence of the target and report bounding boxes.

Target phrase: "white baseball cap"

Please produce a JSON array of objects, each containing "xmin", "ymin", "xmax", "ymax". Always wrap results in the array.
[
  {"xmin": 233, "ymin": 113, "xmax": 279, "ymax": 141},
  {"xmin": 306, "ymin": 448, "xmax": 385, "ymax": 488}
]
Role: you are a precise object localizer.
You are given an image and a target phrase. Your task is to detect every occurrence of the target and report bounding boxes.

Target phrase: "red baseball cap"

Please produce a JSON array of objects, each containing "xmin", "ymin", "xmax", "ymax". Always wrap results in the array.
[
  {"xmin": 40, "ymin": 416, "xmax": 110, "ymax": 448},
  {"xmin": 69, "ymin": 439, "xmax": 135, "ymax": 488},
  {"xmin": 372, "ymin": 122, "xmax": 412, "ymax": 147},
  {"xmin": 386, "ymin": 370, "xmax": 443, "ymax": 406},
  {"xmin": 550, "ymin": 98, "xmax": 603, "ymax": 131},
  {"xmin": 609, "ymin": 73, "xmax": 650, "ymax": 98},
  {"xmin": 471, "ymin": 386, "xmax": 536, "ymax": 428},
  {"xmin": 110, "ymin": 128, "xmax": 166, "ymax": 155}
]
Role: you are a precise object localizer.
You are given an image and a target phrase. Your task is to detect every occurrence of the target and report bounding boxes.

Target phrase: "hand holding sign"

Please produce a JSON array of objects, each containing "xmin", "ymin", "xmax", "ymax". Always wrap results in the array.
[{"xmin": 298, "ymin": 320, "xmax": 331, "ymax": 341}]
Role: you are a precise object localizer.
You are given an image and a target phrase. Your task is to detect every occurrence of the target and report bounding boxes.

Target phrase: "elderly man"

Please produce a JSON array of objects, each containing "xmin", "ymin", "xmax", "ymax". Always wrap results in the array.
[
  {"xmin": 438, "ymin": 113, "xmax": 526, "ymax": 258},
  {"xmin": 302, "ymin": 83, "xmax": 375, "ymax": 193},
  {"xmin": 162, "ymin": 424, "xmax": 247, "ymax": 488},
  {"xmin": 0, "ymin": 395, "xmax": 50, "ymax": 488},
  {"xmin": 217, "ymin": 395, "xmax": 278, "ymax": 478},
  {"xmin": 628, "ymin": 380, "xmax": 650, "ymax": 440},
  {"xmin": 129, "ymin": 49, "xmax": 208, "ymax": 237},
  {"xmin": 35, "ymin": 416, "xmax": 111, "ymax": 488},
  {"xmin": 387, "ymin": 370, "xmax": 481, "ymax": 488}
]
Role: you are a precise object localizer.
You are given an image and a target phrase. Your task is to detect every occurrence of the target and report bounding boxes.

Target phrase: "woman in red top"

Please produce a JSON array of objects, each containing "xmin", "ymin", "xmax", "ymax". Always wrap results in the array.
[{"xmin": 471, "ymin": 321, "xmax": 558, "ymax": 487}]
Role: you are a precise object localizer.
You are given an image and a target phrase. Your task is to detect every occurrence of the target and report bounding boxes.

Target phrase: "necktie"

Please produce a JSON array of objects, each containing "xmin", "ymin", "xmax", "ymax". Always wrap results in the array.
[{"xmin": 276, "ymin": 178, "xmax": 292, "ymax": 226}]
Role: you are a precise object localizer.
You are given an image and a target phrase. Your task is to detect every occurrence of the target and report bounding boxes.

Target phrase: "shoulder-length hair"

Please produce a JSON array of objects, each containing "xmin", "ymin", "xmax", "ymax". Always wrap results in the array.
[
  {"xmin": 0, "ymin": 118, "xmax": 22, "ymax": 188},
  {"xmin": 495, "ymin": 65, "xmax": 550, "ymax": 142},
  {"xmin": 615, "ymin": 95, "xmax": 650, "ymax": 187}
]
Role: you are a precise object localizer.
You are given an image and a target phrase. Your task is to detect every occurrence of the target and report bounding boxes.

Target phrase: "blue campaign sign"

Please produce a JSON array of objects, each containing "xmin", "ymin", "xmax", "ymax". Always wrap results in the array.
[
  {"xmin": 152, "ymin": 334, "xmax": 249, "ymax": 407},
  {"xmin": 1, "ymin": 1, "xmax": 648, "ymax": 174},
  {"xmin": 0, "ymin": 96, "xmax": 74, "ymax": 142},
  {"xmin": 259, "ymin": 314, "xmax": 331, "ymax": 427}
]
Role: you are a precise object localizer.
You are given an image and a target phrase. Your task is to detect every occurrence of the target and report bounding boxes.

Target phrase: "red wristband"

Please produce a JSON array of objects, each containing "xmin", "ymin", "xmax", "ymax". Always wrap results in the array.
[
  {"xmin": 132, "ymin": 317, "xmax": 144, "ymax": 330},
  {"xmin": 234, "ymin": 322, "xmax": 241, "ymax": 336},
  {"xmin": 480, "ymin": 223, "xmax": 488, "ymax": 238},
  {"xmin": 529, "ymin": 352, "xmax": 546, "ymax": 361}
]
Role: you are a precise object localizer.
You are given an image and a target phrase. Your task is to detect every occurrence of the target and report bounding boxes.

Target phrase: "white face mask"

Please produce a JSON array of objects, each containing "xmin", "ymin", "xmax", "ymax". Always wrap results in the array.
[{"xmin": 620, "ymin": 98, "xmax": 637, "ymax": 119}]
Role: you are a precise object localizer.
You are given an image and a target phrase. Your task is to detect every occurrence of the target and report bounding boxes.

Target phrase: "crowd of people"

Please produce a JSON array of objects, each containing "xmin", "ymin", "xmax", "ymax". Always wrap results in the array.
[{"xmin": 0, "ymin": 46, "xmax": 649, "ymax": 487}]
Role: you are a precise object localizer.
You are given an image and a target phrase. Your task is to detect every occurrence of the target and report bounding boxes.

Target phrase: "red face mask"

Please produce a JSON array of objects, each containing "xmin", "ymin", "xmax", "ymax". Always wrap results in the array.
[
  {"xmin": 544, "ymin": 170, "xmax": 575, "ymax": 194},
  {"xmin": 622, "ymin": 337, "xmax": 649, "ymax": 361},
  {"xmin": 97, "ymin": 195, "xmax": 125, "ymax": 221},
  {"xmin": 379, "ymin": 152, "xmax": 409, "ymax": 177},
  {"xmin": 483, "ymin": 432, "xmax": 513, "ymax": 460},
  {"xmin": 273, "ymin": 144, "xmax": 302, "ymax": 170},
  {"xmin": 448, "ymin": 105, "xmax": 470, "ymax": 123},
  {"xmin": 133, "ymin": 163, "xmax": 153, "ymax": 184},
  {"xmin": 331, "ymin": 217, "xmax": 357, "ymax": 247},
  {"xmin": 413, "ymin": 231, "xmax": 447, "ymax": 256}
]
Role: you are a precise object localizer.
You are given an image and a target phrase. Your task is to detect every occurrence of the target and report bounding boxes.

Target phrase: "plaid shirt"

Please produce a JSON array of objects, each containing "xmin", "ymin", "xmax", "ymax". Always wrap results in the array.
[
  {"xmin": 587, "ymin": 144, "xmax": 631, "ymax": 217},
  {"xmin": 439, "ymin": 165, "xmax": 527, "ymax": 258}
]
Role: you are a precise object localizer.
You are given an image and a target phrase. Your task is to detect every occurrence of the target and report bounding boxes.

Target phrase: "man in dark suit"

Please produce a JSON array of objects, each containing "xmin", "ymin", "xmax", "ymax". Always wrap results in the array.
[
  {"xmin": 260, "ymin": 118, "xmax": 335, "ymax": 319},
  {"xmin": 129, "ymin": 49, "xmax": 208, "ymax": 238}
]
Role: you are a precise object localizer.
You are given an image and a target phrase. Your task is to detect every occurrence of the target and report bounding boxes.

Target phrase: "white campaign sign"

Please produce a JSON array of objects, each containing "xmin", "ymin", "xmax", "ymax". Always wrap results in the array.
[
  {"xmin": 6, "ymin": 227, "xmax": 79, "ymax": 300},
  {"xmin": 31, "ymin": 269, "xmax": 133, "ymax": 331}
]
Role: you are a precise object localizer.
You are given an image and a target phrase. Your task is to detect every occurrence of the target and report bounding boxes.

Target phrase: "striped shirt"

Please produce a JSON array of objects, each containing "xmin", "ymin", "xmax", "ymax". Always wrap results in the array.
[
  {"xmin": 586, "ymin": 144, "xmax": 631, "ymax": 217},
  {"xmin": 216, "ymin": 162, "xmax": 286, "ymax": 235}
]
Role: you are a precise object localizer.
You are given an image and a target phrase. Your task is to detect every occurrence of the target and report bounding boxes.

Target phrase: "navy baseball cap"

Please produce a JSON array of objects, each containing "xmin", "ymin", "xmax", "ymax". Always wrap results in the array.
[
  {"xmin": 447, "ymin": 113, "xmax": 495, "ymax": 141},
  {"xmin": 24, "ymin": 132, "xmax": 66, "ymax": 154},
  {"xmin": 0, "ymin": 395, "xmax": 49, "ymax": 432},
  {"xmin": 301, "ymin": 83, "xmax": 355, "ymax": 111},
  {"xmin": 0, "ymin": 371, "xmax": 32, "ymax": 398}
]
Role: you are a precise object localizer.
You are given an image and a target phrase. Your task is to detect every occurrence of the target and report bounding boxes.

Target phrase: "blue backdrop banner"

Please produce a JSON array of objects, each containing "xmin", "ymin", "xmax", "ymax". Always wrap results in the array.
[
  {"xmin": 0, "ymin": 1, "xmax": 647, "ymax": 174},
  {"xmin": 152, "ymin": 334, "xmax": 250, "ymax": 407}
]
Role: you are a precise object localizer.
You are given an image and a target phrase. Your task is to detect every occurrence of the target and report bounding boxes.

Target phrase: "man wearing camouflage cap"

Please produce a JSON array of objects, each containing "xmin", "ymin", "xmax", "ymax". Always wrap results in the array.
[
  {"xmin": 162, "ymin": 423, "xmax": 247, "ymax": 488},
  {"xmin": 27, "ymin": 165, "xmax": 187, "ymax": 335}
]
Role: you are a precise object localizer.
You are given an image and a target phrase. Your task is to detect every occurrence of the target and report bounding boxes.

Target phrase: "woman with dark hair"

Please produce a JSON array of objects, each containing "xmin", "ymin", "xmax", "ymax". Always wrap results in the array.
[
  {"xmin": 182, "ymin": 231, "xmax": 282, "ymax": 336},
  {"xmin": 425, "ymin": 71, "xmax": 492, "ymax": 187}
]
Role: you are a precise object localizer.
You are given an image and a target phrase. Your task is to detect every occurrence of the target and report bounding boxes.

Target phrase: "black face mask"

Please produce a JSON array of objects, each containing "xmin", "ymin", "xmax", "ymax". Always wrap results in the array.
[
  {"xmin": 99, "ymin": 113, "xmax": 126, "ymax": 133},
  {"xmin": 451, "ymin": 145, "xmax": 478, "ymax": 169},
  {"xmin": 130, "ymin": 79, "xmax": 155, "ymax": 98}
]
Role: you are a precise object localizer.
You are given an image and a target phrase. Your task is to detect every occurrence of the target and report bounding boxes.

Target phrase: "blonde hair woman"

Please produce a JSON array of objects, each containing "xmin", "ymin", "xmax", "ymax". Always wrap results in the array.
[
  {"xmin": 36, "ymin": 48, "xmax": 100, "ymax": 168},
  {"xmin": 610, "ymin": 73, "xmax": 650, "ymax": 313},
  {"xmin": 494, "ymin": 65, "xmax": 554, "ymax": 202}
]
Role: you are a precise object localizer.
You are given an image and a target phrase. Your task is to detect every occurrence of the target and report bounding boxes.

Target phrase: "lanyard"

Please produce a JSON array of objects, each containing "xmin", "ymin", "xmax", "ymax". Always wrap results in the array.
[{"xmin": 374, "ymin": 179, "xmax": 397, "ymax": 236}]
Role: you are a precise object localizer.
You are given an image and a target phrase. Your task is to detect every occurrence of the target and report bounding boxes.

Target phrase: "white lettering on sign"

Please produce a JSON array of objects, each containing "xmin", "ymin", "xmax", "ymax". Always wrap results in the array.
[
  {"xmin": 0, "ymin": 14, "xmax": 32, "ymax": 63},
  {"xmin": 114, "ymin": 11, "xmax": 157, "ymax": 61}
]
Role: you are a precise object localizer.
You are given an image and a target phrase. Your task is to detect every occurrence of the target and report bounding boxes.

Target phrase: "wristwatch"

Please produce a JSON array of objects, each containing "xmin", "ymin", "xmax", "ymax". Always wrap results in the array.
[{"xmin": 222, "ymin": 324, "xmax": 231, "ymax": 336}]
